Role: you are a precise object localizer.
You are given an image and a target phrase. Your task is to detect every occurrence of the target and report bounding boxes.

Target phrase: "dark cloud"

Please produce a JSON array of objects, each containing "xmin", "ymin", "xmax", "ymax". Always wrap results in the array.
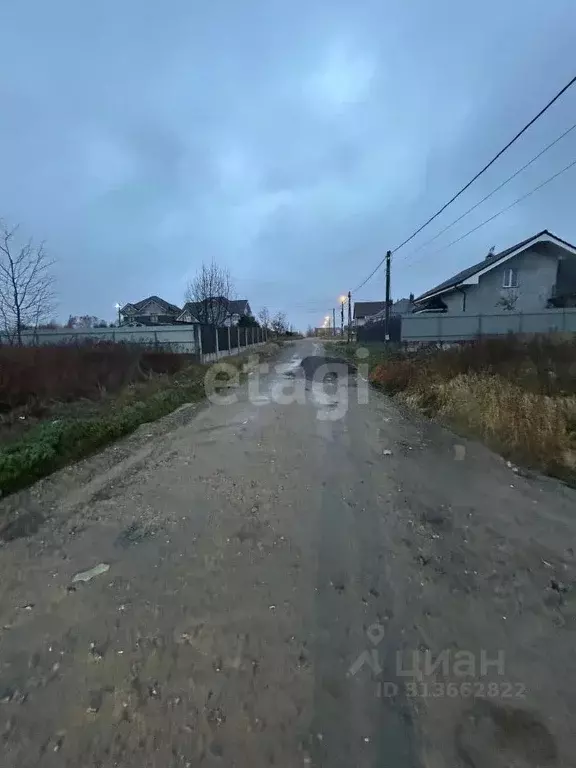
[{"xmin": 1, "ymin": 0, "xmax": 575, "ymax": 328}]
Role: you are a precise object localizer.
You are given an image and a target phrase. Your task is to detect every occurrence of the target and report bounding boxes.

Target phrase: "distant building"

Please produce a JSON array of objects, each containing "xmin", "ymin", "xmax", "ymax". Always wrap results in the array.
[
  {"xmin": 352, "ymin": 301, "xmax": 387, "ymax": 327},
  {"xmin": 353, "ymin": 297, "xmax": 415, "ymax": 326},
  {"xmin": 120, "ymin": 296, "xmax": 182, "ymax": 326},
  {"xmin": 177, "ymin": 298, "xmax": 252, "ymax": 327}
]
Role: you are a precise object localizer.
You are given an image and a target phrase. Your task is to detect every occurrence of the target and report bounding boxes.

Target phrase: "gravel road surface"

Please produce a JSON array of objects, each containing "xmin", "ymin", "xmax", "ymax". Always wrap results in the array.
[{"xmin": 0, "ymin": 339, "xmax": 575, "ymax": 767}]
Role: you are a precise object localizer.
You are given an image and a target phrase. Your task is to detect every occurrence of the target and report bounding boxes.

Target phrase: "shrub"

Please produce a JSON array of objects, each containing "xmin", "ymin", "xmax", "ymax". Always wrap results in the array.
[
  {"xmin": 370, "ymin": 359, "xmax": 421, "ymax": 395},
  {"xmin": 0, "ymin": 369, "xmax": 206, "ymax": 495},
  {"xmin": 0, "ymin": 343, "xmax": 195, "ymax": 411}
]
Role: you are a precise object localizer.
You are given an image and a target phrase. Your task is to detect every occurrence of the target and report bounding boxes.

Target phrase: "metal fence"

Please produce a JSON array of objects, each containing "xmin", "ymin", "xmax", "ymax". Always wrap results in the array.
[
  {"xmin": 357, "ymin": 316, "xmax": 402, "ymax": 344},
  {"xmin": 401, "ymin": 309, "xmax": 576, "ymax": 342}
]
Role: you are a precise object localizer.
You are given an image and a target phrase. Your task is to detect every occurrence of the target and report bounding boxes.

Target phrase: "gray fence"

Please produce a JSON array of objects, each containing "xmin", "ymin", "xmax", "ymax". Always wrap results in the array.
[
  {"xmin": 2, "ymin": 324, "xmax": 201, "ymax": 352},
  {"xmin": 201, "ymin": 325, "xmax": 267, "ymax": 361},
  {"xmin": 401, "ymin": 309, "xmax": 576, "ymax": 342},
  {"xmin": 1, "ymin": 323, "xmax": 268, "ymax": 361},
  {"xmin": 357, "ymin": 316, "xmax": 402, "ymax": 344}
]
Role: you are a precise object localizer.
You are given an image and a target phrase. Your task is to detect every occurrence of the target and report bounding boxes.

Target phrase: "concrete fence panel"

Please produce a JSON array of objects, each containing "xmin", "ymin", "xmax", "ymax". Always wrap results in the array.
[
  {"xmin": 1, "ymin": 325, "xmax": 201, "ymax": 353},
  {"xmin": 401, "ymin": 309, "xmax": 576, "ymax": 342}
]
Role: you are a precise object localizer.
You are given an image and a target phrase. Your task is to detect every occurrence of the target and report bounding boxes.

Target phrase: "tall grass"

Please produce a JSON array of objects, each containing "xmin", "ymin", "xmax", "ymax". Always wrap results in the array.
[{"xmin": 359, "ymin": 336, "xmax": 576, "ymax": 482}]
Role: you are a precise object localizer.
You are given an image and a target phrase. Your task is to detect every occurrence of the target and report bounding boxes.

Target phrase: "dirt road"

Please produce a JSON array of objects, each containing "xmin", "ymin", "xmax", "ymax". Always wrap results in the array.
[{"xmin": 0, "ymin": 339, "xmax": 575, "ymax": 767}]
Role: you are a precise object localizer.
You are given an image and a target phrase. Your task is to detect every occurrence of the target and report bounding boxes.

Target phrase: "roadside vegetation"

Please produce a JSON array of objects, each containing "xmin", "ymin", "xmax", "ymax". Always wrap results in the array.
[
  {"xmin": 333, "ymin": 336, "xmax": 576, "ymax": 484},
  {"xmin": 0, "ymin": 341, "xmax": 279, "ymax": 497}
]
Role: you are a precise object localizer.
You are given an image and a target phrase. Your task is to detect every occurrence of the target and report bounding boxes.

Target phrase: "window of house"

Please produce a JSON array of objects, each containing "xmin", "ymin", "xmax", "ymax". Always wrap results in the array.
[
  {"xmin": 150, "ymin": 314, "xmax": 158, "ymax": 323},
  {"xmin": 502, "ymin": 267, "xmax": 518, "ymax": 288}
]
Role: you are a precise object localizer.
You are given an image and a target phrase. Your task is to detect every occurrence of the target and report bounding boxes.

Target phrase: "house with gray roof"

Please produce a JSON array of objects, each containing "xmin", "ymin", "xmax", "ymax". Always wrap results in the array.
[
  {"xmin": 119, "ymin": 296, "xmax": 182, "ymax": 326},
  {"xmin": 352, "ymin": 301, "xmax": 386, "ymax": 327},
  {"xmin": 177, "ymin": 298, "xmax": 252, "ymax": 327},
  {"xmin": 353, "ymin": 298, "xmax": 415, "ymax": 326},
  {"xmin": 413, "ymin": 230, "xmax": 576, "ymax": 314}
]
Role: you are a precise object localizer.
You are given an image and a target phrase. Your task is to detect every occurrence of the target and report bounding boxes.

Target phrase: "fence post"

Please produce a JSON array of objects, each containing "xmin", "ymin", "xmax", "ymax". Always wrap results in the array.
[
  {"xmin": 227, "ymin": 326, "xmax": 231, "ymax": 356},
  {"xmin": 215, "ymin": 325, "xmax": 219, "ymax": 359},
  {"xmin": 244, "ymin": 327, "xmax": 248, "ymax": 347},
  {"xmin": 196, "ymin": 324, "xmax": 203, "ymax": 358}
]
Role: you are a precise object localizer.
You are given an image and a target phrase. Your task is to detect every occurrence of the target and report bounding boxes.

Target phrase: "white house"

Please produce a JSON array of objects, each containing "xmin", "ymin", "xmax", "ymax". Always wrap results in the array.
[{"xmin": 413, "ymin": 230, "xmax": 576, "ymax": 314}]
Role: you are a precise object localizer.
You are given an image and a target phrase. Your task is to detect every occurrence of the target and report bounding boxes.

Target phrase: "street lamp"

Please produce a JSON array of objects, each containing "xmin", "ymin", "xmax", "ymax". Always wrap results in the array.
[{"xmin": 339, "ymin": 296, "xmax": 346, "ymax": 335}]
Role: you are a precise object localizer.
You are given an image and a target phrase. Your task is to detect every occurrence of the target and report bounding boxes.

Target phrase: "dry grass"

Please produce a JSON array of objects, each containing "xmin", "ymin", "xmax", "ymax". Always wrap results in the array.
[
  {"xmin": 336, "ymin": 336, "xmax": 576, "ymax": 484},
  {"xmin": 400, "ymin": 374, "xmax": 576, "ymax": 475}
]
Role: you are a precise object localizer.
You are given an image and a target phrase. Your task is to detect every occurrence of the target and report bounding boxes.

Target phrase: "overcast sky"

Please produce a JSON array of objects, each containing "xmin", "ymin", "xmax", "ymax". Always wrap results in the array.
[{"xmin": 1, "ymin": 1, "xmax": 575, "ymax": 329}]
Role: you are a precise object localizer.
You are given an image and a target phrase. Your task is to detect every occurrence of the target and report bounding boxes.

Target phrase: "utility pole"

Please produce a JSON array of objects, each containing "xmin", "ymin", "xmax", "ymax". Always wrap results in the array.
[
  {"xmin": 332, "ymin": 307, "xmax": 336, "ymax": 337},
  {"xmin": 384, "ymin": 249, "xmax": 391, "ymax": 342},
  {"xmin": 347, "ymin": 291, "xmax": 352, "ymax": 342},
  {"xmin": 340, "ymin": 299, "xmax": 344, "ymax": 337}
]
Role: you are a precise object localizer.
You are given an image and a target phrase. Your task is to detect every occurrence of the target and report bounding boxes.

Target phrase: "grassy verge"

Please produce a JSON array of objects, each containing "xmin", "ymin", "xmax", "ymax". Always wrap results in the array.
[
  {"xmin": 332, "ymin": 337, "xmax": 576, "ymax": 484},
  {"xmin": 0, "ymin": 344, "xmax": 280, "ymax": 498}
]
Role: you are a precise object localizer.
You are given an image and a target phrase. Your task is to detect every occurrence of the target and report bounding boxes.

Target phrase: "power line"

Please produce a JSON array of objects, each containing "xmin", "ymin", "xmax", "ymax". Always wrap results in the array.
[
  {"xmin": 352, "ymin": 73, "xmax": 576, "ymax": 293},
  {"xmin": 352, "ymin": 254, "xmax": 390, "ymax": 294},
  {"xmin": 405, "ymin": 157, "xmax": 576, "ymax": 267},
  {"xmin": 398, "ymin": 121, "xmax": 576, "ymax": 266},
  {"xmin": 392, "ymin": 74, "xmax": 576, "ymax": 252}
]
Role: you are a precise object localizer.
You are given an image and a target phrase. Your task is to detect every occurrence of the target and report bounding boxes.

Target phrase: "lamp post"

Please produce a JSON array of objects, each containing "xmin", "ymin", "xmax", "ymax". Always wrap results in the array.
[
  {"xmin": 115, "ymin": 302, "xmax": 122, "ymax": 327},
  {"xmin": 339, "ymin": 295, "xmax": 346, "ymax": 336}
]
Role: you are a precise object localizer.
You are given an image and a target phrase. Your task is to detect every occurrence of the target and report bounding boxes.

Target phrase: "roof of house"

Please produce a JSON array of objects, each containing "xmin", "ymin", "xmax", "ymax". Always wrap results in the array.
[
  {"xmin": 229, "ymin": 299, "xmax": 250, "ymax": 315},
  {"xmin": 179, "ymin": 298, "xmax": 250, "ymax": 318},
  {"xmin": 353, "ymin": 301, "xmax": 387, "ymax": 319},
  {"xmin": 370, "ymin": 299, "xmax": 414, "ymax": 321},
  {"xmin": 373, "ymin": 298, "xmax": 414, "ymax": 317},
  {"xmin": 123, "ymin": 295, "xmax": 182, "ymax": 314},
  {"xmin": 414, "ymin": 230, "xmax": 576, "ymax": 303}
]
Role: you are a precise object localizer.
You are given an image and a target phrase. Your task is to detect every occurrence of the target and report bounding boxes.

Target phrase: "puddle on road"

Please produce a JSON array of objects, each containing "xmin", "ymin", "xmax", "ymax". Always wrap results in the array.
[
  {"xmin": 275, "ymin": 356, "xmax": 303, "ymax": 378},
  {"xmin": 0, "ymin": 507, "xmax": 45, "ymax": 542}
]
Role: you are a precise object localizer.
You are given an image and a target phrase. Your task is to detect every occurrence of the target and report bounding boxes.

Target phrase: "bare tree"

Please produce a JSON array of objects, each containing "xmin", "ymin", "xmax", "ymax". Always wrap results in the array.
[
  {"xmin": 258, "ymin": 306, "xmax": 271, "ymax": 330},
  {"xmin": 495, "ymin": 291, "xmax": 519, "ymax": 312},
  {"xmin": 0, "ymin": 221, "xmax": 56, "ymax": 345},
  {"xmin": 270, "ymin": 311, "xmax": 288, "ymax": 336},
  {"xmin": 185, "ymin": 262, "xmax": 234, "ymax": 326},
  {"xmin": 66, "ymin": 314, "xmax": 107, "ymax": 329}
]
